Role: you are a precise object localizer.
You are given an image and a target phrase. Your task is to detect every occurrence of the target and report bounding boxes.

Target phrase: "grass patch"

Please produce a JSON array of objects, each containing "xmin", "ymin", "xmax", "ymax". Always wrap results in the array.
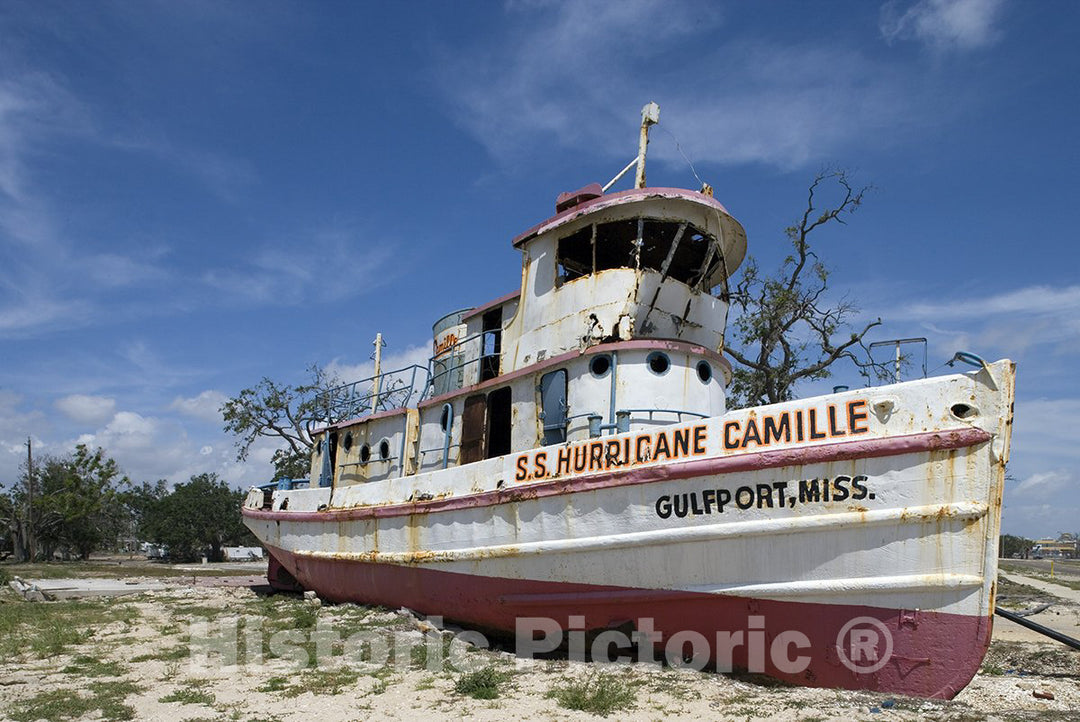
[
  {"xmin": 130, "ymin": 644, "xmax": 188, "ymax": 662},
  {"xmin": 995, "ymin": 575, "xmax": 1059, "ymax": 608},
  {"xmin": 61, "ymin": 654, "xmax": 127, "ymax": 677},
  {"xmin": 281, "ymin": 667, "xmax": 361, "ymax": 697},
  {"xmin": 7, "ymin": 680, "xmax": 138, "ymax": 722},
  {"xmin": 258, "ymin": 676, "xmax": 290, "ymax": 692},
  {"xmin": 158, "ymin": 687, "xmax": 216, "ymax": 705},
  {"xmin": 454, "ymin": 665, "xmax": 512, "ymax": 700},
  {"xmin": 547, "ymin": 672, "xmax": 636, "ymax": 717},
  {"xmin": 0, "ymin": 597, "xmax": 140, "ymax": 658},
  {"xmin": 410, "ymin": 633, "xmax": 455, "ymax": 670}
]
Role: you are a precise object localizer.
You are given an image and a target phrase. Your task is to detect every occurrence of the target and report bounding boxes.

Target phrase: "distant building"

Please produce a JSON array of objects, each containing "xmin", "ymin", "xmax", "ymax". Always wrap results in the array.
[
  {"xmin": 1031, "ymin": 533, "xmax": 1077, "ymax": 559},
  {"xmin": 222, "ymin": 546, "xmax": 265, "ymax": 561}
]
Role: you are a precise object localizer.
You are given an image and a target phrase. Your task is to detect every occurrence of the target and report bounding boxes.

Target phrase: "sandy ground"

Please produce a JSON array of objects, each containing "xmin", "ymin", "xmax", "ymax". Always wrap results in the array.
[{"xmin": 2, "ymin": 566, "xmax": 1078, "ymax": 722}]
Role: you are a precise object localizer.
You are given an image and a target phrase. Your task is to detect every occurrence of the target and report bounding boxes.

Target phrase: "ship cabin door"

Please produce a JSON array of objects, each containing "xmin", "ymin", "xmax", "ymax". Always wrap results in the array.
[
  {"xmin": 540, "ymin": 369, "xmax": 567, "ymax": 445},
  {"xmin": 460, "ymin": 387, "xmax": 513, "ymax": 465},
  {"xmin": 318, "ymin": 430, "xmax": 339, "ymax": 488},
  {"xmin": 461, "ymin": 395, "xmax": 486, "ymax": 465}
]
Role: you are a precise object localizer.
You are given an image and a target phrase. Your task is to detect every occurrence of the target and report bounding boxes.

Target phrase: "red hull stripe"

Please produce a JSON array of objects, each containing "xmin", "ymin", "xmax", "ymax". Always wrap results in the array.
[
  {"xmin": 269, "ymin": 545, "xmax": 991, "ymax": 699},
  {"xmin": 244, "ymin": 427, "xmax": 991, "ymax": 524}
]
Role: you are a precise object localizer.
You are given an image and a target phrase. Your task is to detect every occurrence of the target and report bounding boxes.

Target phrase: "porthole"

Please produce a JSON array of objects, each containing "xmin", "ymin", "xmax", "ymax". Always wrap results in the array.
[
  {"xmin": 379, "ymin": 439, "xmax": 391, "ymax": 460},
  {"xmin": 440, "ymin": 404, "xmax": 451, "ymax": 432},
  {"xmin": 360, "ymin": 444, "xmax": 371, "ymax": 464},
  {"xmin": 951, "ymin": 403, "xmax": 978, "ymax": 420},
  {"xmin": 696, "ymin": 360, "xmax": 712, "ymax": 383},
  {"xmin": 589, "ymin": 354, "xmax": 611, "ymax": 377},
  {"xmin": 647, "ymin": 351, "xmax": 670, "ymax": 375},
  {"xmin": 342, "ymin": 432, "xmax": 353, "ymax": 452}
]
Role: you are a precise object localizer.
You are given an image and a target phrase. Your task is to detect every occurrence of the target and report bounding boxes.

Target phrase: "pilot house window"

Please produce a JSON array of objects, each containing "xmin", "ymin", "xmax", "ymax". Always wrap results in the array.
[{"xmin": 556, "ymin": 218, "xmax": 720, "ymax": 290}]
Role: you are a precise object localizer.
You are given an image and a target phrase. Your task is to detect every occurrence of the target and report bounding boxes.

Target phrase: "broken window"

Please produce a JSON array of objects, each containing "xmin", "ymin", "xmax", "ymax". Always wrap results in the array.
[
  {"xmin": 554, "ymin": 218, "xmax": 720, "ymax": 290},
  {"xmin": 594, "ymin": 219, "xmax": 638, "ymax": 272},
  {"xmin": 556, "ymin": 226, "xmax": 592, "ymax": 285}
]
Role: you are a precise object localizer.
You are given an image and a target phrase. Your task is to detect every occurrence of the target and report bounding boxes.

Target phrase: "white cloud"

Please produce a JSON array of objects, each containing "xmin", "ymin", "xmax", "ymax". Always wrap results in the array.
[
  {"xmin": 889, "ymin": 285, "xmax": 1080, "ymax": 358},
  {"xmin": 77, "ymin": 411, "xmax": 160, "ymax": 451},
  {"xmin": 880, "ymin": 0, "xmax": 1005, "ymax": 51},
  {"xmin": 435, "ymin": 1, "xmax": 923, "ymax": 171},
  {"xmin": 170, "ymin": 390, "xmax": 228, "ymax": 424},
  {"xmin": 1011, "ymin": 469, "xmax": 1073, "ymax": 499},
  {"xmin": 324, "ymin": 343, "xmax": 433, "ymax": 386},
  {"xmin": 898, "ymin": 285, "xmax": 1080, "ymax": 321},
  {"xmin": 55, "ymin": 394, "xmax": 116, "ymax": 425}
]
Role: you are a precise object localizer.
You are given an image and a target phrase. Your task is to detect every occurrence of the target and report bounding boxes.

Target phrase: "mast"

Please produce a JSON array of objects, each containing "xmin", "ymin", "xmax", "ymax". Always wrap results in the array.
[
  {"xmin": 635, "ymin": 102, "xmax": 660, "ymax": 189},
  {"xmin": 371, "ymin": 333, "xmax": 384, "ymax": 411}
]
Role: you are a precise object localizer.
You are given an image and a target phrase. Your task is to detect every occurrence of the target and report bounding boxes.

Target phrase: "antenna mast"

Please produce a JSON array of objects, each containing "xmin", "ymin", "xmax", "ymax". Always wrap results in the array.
[{"xmin": 635, "ymin": 102, "xmax": 660, "ymax": 189}]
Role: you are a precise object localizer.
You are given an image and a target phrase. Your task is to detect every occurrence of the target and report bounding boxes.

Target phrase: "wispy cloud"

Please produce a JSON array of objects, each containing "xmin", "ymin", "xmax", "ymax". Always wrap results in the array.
[
  {"xmin": 436, "ymin": 0, "xmax": 931, "ymax": 171},
  {"xmin": 897, "ymin": 285, "xmax": 1080, "ymax": 321},
  {"xmin": 202, "ymin": 225, "xmax": 396, "ymax": 306},
  {"xmin": 880, "ymin": 0, "xmax": 1006, "ymax": 52},
  {"xmin": 886, "ymin": 285, "xmax": 1080, "ymax": 357}
]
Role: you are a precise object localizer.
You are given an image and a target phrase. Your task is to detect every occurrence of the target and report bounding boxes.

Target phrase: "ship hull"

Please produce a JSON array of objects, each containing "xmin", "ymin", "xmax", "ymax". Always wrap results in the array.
[
  {"xmin": 243, "ymin": 362, "xmax": 1015, "ymax": 699},
  {"xmin": 265, "ymin": 543, "xmax": 990, "ymax": 699}
]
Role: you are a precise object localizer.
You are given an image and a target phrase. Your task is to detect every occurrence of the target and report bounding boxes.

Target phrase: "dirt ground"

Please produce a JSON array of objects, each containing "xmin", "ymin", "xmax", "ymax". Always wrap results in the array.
[{"xmin": 1, "ymin": 560, "xmax": 1077, "ymax": 722}]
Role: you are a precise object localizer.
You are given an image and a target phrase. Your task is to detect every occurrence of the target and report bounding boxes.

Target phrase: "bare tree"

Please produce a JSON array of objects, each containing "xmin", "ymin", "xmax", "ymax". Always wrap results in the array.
[
  {"xmin": 221, "ymin": 365, "xmax": 339, "ymax": 480},
  {"xmin": 726, "ymin": 169, "xmax": 886, "ymax": 407}
]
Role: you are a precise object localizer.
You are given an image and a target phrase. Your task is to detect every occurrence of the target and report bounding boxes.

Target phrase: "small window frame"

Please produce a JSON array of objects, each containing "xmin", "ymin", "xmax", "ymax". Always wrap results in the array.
[{"xmin": 647, "ymin": 351, "xmax": 671, "ymax": 376}]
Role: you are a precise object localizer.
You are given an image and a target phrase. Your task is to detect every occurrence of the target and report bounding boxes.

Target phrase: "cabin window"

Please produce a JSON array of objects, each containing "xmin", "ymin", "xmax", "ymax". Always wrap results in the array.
[
  {"xmin": 556, "ymin": 226, "xmax": 593, "ymax": 285},
  {"xmin": 647, "ymin": 351, "xmax": 670, "ymax": 375},
  {"xmin": 439, "ymin": 404, "xmax": 451, "ymax": 432},
  {"xmin": 480, "ymin": 308, "xmax": 502, "ymax": 382},
  {"xmin": 360, "ymin": 443, "xmax": 371, "ymax": 464},
  {"xmin": 595, "ymin": 219, "xmax": 638, "ymax": 272},
  {"xmin": 539, "ymin": 369, "xmax": 568, "ymax": 445},
  {"xmin": 378, "ymin": 438, "xmax": 391, "ymax": 460},
  {"xmin": 555, "ymin": 218, "xmax": 719, "ymax": 289},
  {"xmin": 697, "ymin": 360, "xmax": 712, "ymax": 383},
  {"xmin": 342, "ymin": 432, "xmax": 353, "ymax": 452}
]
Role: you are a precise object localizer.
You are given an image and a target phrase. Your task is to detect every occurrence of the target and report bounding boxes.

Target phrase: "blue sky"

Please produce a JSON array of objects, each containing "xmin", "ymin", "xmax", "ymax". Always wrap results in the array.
[{"xmin": 1, "ymin": 0, "xmax": 1076, "ymax": 538}]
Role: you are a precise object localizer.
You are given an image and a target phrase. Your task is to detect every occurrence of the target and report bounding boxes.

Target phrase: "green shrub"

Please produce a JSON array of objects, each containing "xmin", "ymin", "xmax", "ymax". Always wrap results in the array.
[
  {"xmin": 454, "ymin": 665, "xmax": 512, "ymax": 700},
  {"xmin": 547, "ymin": 672, "xmax": 636, "ymax": 717}
]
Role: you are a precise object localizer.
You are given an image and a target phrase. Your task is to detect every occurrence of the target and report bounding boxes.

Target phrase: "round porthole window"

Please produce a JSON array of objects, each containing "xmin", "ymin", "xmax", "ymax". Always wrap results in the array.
[
  {"xmin": 697, "ymin": 360, "xmax": 712, "ymax": 383},
  {"xmin": 379, "ymin": 439, "xmax": 391, "ymax": 460},
  {"xmin": 360, "ymin": 444, "xmax": 371, "ymax": 464},
  {"xmin": 647, "ymin": 351, "xmax": 670, "ymax": 375},
  {"xmin": 342, "ymin": 432, "xmax": 354, "ymax": 452},
  {"xmin": 440, "ymin": 404, "xmax": 451, "ymax": 432},
  {"xmin": 589, "ymin": 354, "xmax": 611, "ymax": 377}
]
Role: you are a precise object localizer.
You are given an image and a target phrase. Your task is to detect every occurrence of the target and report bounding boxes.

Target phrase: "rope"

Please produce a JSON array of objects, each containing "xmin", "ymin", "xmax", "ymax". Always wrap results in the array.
[{"xmin": 659, "ymin": 126, "xmax": 705, "ymax": 189}]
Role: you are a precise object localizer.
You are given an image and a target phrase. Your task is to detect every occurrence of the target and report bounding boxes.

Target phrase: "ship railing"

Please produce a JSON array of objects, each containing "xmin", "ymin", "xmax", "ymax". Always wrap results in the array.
[
  {"xmin": 418, "ymin": 443, "xmax": 461, "ymax": 470},
  {"xmin": 572, "ymin": 407, "xmax": 709, "ymax": 437},
  {"xmin": 423, "ymin": 329, "xmax": 500, "ymax": 399},
  {"xmin": 317, "ymin": 364, "xmax": 429, "ymax": 423}
]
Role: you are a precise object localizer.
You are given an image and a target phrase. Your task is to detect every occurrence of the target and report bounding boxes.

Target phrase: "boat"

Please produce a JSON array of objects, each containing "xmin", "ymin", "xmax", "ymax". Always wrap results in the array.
[{"xmin": 241, "ymin": 104, "xmax": 1015, "ymax": 699}]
